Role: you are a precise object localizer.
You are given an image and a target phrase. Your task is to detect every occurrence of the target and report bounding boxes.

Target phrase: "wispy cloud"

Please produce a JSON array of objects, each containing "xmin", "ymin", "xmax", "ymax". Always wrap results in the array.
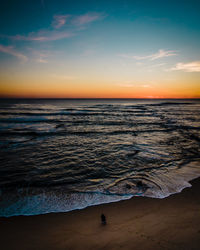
[
  {"xmin": 72, "ymin": 13, "xmax": 104, "ymax": 26},
  {"xmin": 37, "ymin": 58, "xmax": 47, "ymax": 63},
  {"xmin": 120, "ymin": 49, "xmax": 178, "ymax": 61},
  {"xmin": 142, "ymin": 84, "xmax": 152, "ymax": 88},
  {"xmin": 12, "ymin": 30, "xmax": 73, "ymax": 42},
  {"xmin": 0, "ymin": 44, "xmax": 27, "ymax": 61},
  {"xmin": 116, "ymin": 80, "xmax": 154, "ymax": 88},
  {"xmin": 52, "ymin": 15, "xmax": 70, "ymax": 29},
  {"xmin": 170, "ymin": 61, "xmax": 200, "ymax": 72},
  {"xmin": 149, "ymin": 63, "xmax": 166, "ymax": 68},
  {"xmin": 3, "ymin": 12, "xmax": 104, "ymax": 43},
  {"xmin": 27, "ymin": 48, "xmax": 51, "ymax": 63}
]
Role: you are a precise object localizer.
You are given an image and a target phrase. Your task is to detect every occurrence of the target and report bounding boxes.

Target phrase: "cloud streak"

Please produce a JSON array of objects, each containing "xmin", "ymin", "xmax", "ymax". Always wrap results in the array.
[
  {"xmin": 12, "ymin": 30, "xmax": 73, "ymax": 42},
  {"xmin": 0, "ymin": 44, "xmax": 27, "ymax": 61},
  {"xmin": 116, "ymin": 80, "xmax": 154, "ymax": 88},
  {"xmin": 25, "ymin": 48, "xmax": 51, "ymax": 63},
  {"xmin": 52, "ymin": 15, "xmax": 70, "ymax": 29},
  {"xmin": 36, "ymin": 57, "xmax": 48, "ymax": 63},
  {"xmin": 6, "ymin": 12, "xmax": 103, "ymax": 43},
  {"xmin": 72, "ymin": 13, "xmax": 104, "ymax": 26},
  {"xmin": 170, "ymin": 61, "xmax": 200, "ymax": 72},
  {"xmin": 120, "ymin": 49, "xmax": 177, "ymax": 61}
]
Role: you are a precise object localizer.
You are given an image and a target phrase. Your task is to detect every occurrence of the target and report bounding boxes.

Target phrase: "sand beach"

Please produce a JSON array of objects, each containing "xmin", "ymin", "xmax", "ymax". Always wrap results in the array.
[{"xmin": 0, "ymin": 178, "xmax": 200, "ymax": 250}]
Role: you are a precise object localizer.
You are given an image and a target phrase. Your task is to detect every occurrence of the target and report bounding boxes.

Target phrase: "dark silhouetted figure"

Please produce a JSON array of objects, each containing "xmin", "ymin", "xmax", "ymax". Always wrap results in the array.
[{"xmin": 101, "ymin": 213, "xmax": 106, "ymax": 225}]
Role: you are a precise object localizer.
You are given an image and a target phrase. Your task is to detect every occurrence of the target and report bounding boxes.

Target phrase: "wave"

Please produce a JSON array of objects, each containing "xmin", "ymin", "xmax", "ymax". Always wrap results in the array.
[
  {"xmin": 146, "ymin": 102, "xmax": 194, "ymax": 106},
  {"xmin": 0, "ymin": 161, "xmax": 199, "ymax": 217},
  {"xmin": 0, "ymin": 188, "xmax": 132, "ymax": 217},
  {"xmin": 106, "ymin": 161, "xmax": 200, "ymax": 198},
  {"xmin": 0, "ymin": 128, "xmax": 174, "ymax": 139}
]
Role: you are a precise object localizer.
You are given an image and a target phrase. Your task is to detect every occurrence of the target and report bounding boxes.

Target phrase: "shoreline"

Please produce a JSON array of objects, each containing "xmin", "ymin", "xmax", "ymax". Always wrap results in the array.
[
  {"xmin": 0, "ymin": 177, "xmax": 200, "ymax": 250},
  {"xmin": 1, "ymin": 161, "xmax": 200, "ymax": 218}
]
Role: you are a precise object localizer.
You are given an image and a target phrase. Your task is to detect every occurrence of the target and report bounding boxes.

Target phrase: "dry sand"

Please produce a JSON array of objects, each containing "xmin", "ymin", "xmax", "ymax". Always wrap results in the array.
[{"xmin": 0, "ymin": 178, "xmax": 200, "ymax": 250}]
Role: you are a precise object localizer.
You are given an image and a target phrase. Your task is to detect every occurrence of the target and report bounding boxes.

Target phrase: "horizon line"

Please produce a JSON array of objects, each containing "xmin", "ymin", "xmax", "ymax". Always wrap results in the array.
[{"xmin": 0, "ymin": 97, "xmax": 200, "ymax": 100}]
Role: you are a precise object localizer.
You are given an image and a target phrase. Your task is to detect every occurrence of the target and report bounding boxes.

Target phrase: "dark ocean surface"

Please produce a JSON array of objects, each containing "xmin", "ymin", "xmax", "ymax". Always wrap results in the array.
[{"xmin": 0, "ymin": 99, "xmax": 200, "ymax": 217}]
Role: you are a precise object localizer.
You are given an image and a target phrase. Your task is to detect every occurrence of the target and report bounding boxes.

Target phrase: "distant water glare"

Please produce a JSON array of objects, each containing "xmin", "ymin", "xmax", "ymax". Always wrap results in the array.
[{"xmin": 0, "ymin": 99, "xmax": 200, "ymax": 217}]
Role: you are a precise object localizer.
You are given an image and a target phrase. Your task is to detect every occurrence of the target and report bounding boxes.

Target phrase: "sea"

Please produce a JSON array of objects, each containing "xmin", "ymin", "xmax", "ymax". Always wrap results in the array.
[{"xmin": 0, "ymin": 98, "xmax": 200, "ymax": 217}]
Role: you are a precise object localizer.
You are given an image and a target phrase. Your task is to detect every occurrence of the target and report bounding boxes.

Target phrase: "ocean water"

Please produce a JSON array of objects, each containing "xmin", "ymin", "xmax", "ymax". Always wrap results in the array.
[{"xmin": 0, "ymin": 99, "xmax": 200, "ymax": 217}]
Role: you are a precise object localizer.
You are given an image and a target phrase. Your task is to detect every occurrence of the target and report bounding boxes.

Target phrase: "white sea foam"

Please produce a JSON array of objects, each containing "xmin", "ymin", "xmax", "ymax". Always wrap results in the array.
[
  {"xmin": 144, "ymin": 161, "xmax": 200, "ymax": 198},
  {"xmin": 0, "ymin": 161, "xmax": 199, "ymax": 217},
  {"xmin": 0, "ymin": 190, "xmax": 132, "ymax": 217}
]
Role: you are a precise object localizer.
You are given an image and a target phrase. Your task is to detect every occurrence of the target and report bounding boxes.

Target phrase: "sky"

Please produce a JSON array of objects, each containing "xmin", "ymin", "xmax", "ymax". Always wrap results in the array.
[{"xmin": 0, "ymin": 0, "xmax": 200, "ymax": 98}]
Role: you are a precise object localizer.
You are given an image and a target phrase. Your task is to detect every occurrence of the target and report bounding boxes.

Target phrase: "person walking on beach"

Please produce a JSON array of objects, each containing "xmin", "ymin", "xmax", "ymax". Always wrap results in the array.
[{"xmin": 101, "ymin": 213, "xmax": 106, "ymax": 225}]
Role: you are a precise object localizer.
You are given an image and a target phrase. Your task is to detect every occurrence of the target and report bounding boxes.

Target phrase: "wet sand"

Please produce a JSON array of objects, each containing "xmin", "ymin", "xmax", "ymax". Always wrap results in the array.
[{"xmin": 0, "ymin": 178, "xmax": 200, "ymax": 250}]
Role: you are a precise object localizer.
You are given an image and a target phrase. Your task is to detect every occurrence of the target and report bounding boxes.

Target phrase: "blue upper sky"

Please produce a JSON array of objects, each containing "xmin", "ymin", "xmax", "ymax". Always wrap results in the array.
[{"xmin": 0, "ymin": 0, "xmax": 200, "ymax": 98}]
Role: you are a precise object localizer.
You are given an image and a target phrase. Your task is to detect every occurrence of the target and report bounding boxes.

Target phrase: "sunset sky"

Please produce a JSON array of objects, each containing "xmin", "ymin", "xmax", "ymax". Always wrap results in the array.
[{"xmin": 0, "ymin": 0, "xmax": 200, "ymax": 98}]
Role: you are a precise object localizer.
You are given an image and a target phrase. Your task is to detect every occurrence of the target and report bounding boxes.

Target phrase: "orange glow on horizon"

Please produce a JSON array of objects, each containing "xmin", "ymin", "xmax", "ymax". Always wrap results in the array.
[
  {"xmin": 0, "ymin": 86, "xmax": 199, "ymax": 99},
  {"xmin": 0, "ymin": 74, "xmax": 199, "ymax": 99}
]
